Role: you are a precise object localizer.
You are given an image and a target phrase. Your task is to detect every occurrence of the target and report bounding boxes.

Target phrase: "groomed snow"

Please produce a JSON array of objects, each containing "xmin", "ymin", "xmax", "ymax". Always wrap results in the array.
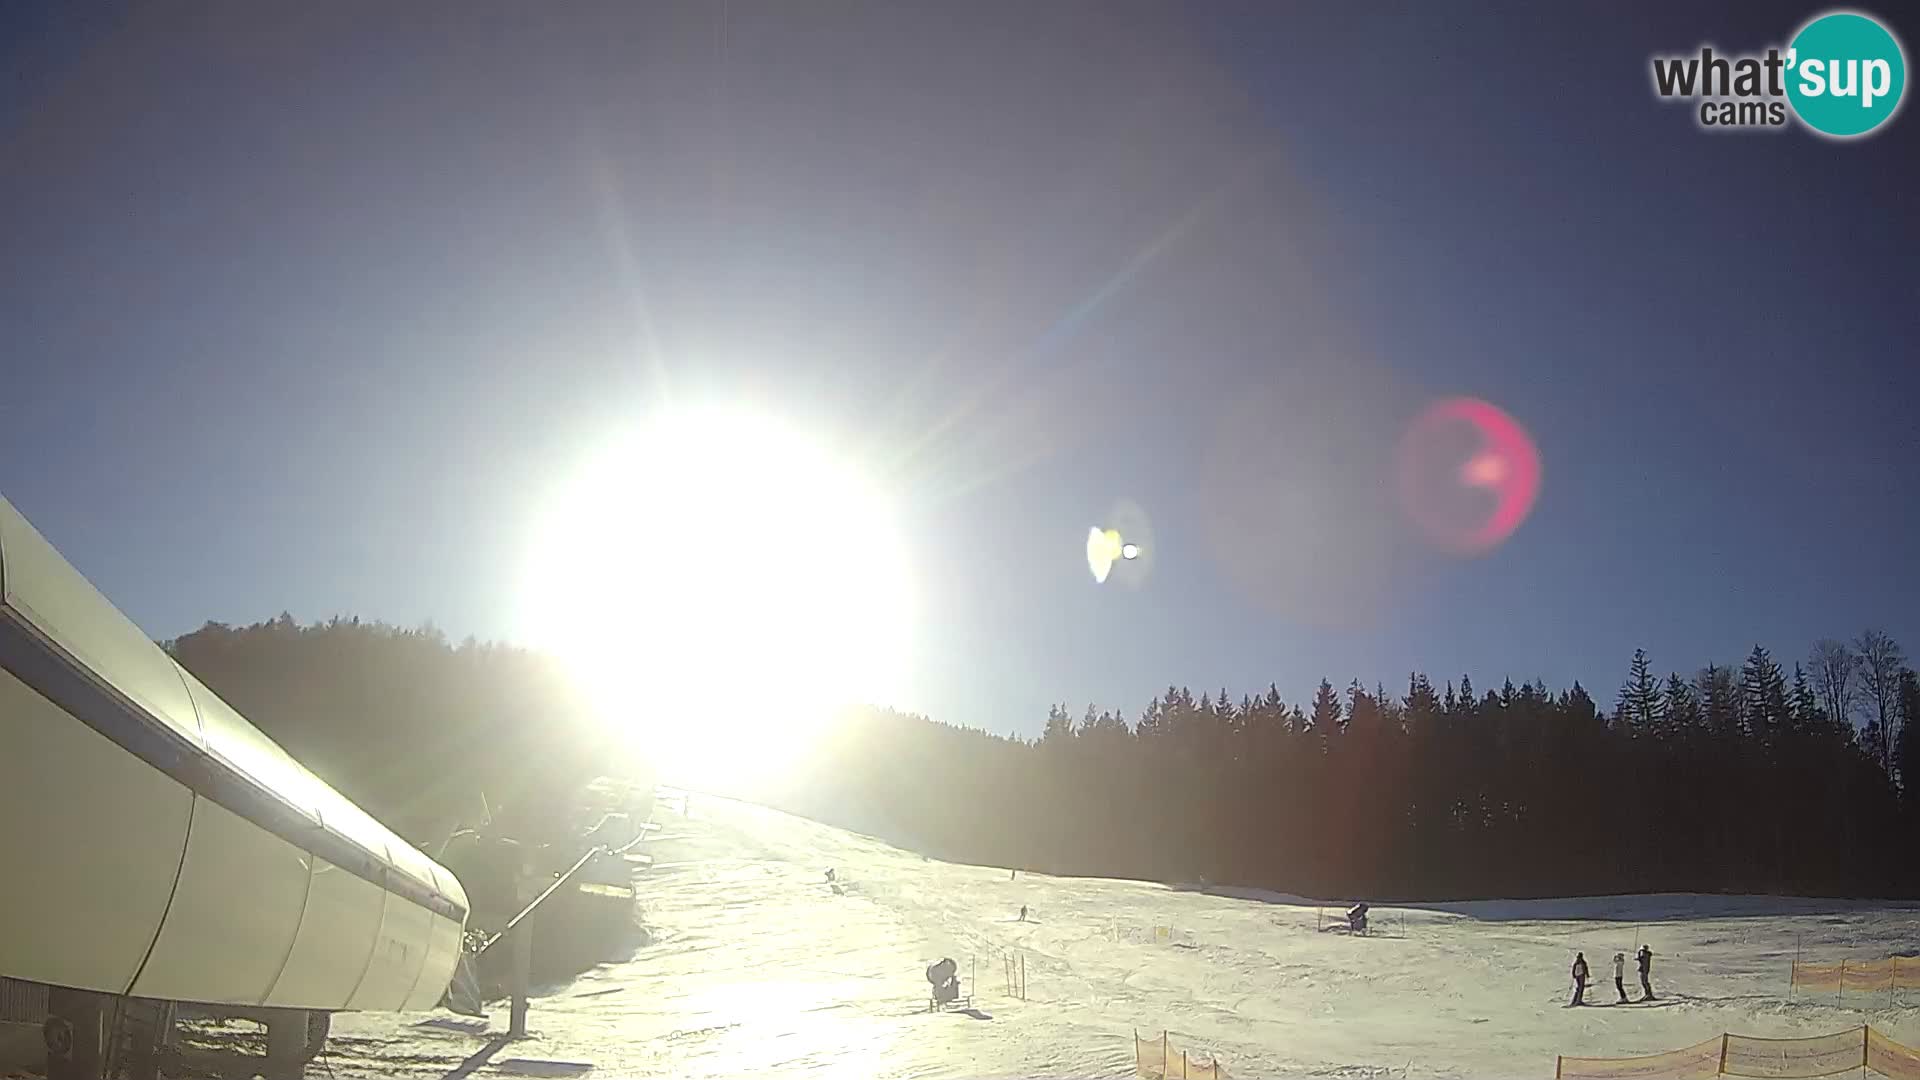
[{"xmin": 322, "ymin": 793, "xmax": 1920, "ymax": 1079}]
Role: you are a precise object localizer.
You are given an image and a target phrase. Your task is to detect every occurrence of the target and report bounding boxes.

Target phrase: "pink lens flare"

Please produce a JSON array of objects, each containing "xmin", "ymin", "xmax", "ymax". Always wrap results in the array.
[{"xmin": 1397, "ymin": 397, "xmax": 1542, "ymax": 555}]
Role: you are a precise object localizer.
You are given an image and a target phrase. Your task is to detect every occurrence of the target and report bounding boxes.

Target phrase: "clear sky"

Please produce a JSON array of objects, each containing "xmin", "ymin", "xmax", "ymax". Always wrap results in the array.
[{"xmin": 3, "ymin": 2, "xmax": 1915, "ymax": 737}]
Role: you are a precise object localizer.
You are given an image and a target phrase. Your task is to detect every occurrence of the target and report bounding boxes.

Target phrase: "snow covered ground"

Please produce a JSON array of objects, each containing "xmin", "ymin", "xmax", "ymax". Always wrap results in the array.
[{"xmin": 322, "ymin": 793, "xmax": 1920, "ymax": 1079}]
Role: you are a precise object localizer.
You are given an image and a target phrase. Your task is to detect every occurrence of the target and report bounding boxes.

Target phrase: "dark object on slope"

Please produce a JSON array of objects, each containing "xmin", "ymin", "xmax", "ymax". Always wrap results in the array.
[
  {"xmin": 927, "ymin": 958, "xmax": 962, "ymax": 1009},
  {"xmin": 1346, "ymin": 902, "xmax": 1370, "ymax": 934},
  {"xmin": 1637, "ymin": 945, "xmax": 1657, "ymax": 1001},
  {"xmin": 1570, "ymin": 952, "xmax": 1589, "ymax": 1006}
]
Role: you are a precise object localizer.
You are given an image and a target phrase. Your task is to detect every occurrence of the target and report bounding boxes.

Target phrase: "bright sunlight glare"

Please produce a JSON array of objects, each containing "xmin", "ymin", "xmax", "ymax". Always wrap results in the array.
[{"xmin": 521, "ymin": 405, "xmax": 915, "ymax": 792}]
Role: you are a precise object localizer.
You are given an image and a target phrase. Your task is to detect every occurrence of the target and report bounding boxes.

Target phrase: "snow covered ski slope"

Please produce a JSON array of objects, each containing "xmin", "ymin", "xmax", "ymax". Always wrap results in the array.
[{"xmin": 324, "ymin": 793, "xmax": 1920, "ymax": 1079}]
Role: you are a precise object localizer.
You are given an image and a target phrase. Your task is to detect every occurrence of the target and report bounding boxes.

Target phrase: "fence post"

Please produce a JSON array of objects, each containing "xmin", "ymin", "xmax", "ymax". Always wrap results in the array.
[
  {"xmin": 1555, "ymin": 1055, "xmax": 1563, "ymax": 1080},
  {"xmin": 1719, "ymin": 1033, "xmax": 1730, "ymax": 1074},
  {"xmin": 508, "ymin": 919, "xmax": 532, "ymax": 1038},
  {"xmin": 1020, "ymin": 952, "xmax": 1026, "ymax": 1000},
  {"xmin": 1792, "ymin": 933, "xmax": 1801, "ymax": 1004}
]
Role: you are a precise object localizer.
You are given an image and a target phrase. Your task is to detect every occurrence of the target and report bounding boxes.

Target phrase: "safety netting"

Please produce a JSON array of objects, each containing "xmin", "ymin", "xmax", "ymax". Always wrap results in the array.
[
  {"xmin": 1112, "ymin": 923, "xmax": 1199, "ymax": 947},
  {"xmin": 1135, "ymin": 1030, "xmax": 1229, "ymax": 1080},
  {"xmin": 1869, "ymin": 1028, "xmax": 1920, "ymax": 1080},
  {"xmin": 1556, "ymin": 1036, "xmax": 1724, "ymax": 1079},
  {"xmin": 1559, "ymin": 1028, "xmax": 1920, "ymax": 1080},
  {"xmin": 1721, "ymin": 1029, "xmax": 1866, "ymax": 1078},
  {"xmin": 1791, "ymin": 956, "xmax": 1920, "ymax": 992}
]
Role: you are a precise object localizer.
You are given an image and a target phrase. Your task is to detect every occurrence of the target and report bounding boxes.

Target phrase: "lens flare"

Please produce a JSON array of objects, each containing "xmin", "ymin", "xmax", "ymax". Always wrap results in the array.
[
  {"xmin": 1087, "ymin": 527, "xmax": 1124, "ymax": 583},
  {"xmin": 1397, "ymin": 397, "xmax": 1541, "ymax": 555}
]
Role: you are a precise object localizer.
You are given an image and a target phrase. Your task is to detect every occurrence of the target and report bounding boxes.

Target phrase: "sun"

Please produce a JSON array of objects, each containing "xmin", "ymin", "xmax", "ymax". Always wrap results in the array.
[{"xmin": 520, "ymin": 405, "xmax": 915, "ymax": 792}]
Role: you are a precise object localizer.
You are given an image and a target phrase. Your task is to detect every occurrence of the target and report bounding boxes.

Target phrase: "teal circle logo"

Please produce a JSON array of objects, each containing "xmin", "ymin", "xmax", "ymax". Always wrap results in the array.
[{"xmin": 1786, "ymin": 11, "xmax": 1907, "ymax": 137}]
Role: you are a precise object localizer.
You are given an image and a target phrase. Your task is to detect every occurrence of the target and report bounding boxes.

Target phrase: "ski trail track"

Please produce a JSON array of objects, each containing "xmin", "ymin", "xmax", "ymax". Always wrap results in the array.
[{"xmin": 323, "ymin": 793, "xmax": 1920, "ymax": 1079}]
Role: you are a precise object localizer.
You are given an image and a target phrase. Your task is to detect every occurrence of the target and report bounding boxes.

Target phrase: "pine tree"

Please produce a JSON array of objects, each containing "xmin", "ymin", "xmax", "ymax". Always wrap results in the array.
[
  {"xmin": 1043, "ymin": 703, "xmax": 1075, "ymax": 744},
  {"xmin": 1697, "ymin": 665, "xmax": 1740, "ymax": 737},
  {"xmin": 1404, "ymin": 672, "xmax": 1440, "ymax": 736},
  {"xmin": 1665, "ymin": 673, "xmax": 1701, "ymax": 735},
  {"xmin": 1895, "ymin": 669, "xmax": 1920, "ymax": 793},
  {"xmin": 1345, "ymin": 679, "xmax": 1377, "ymax": 736},
  {"xmin": 1616, "ymin": 648, "xmax": 1663, "ymax": 736},
  {"xmin": 1740, "ymin": 645, "xmax": 1789, "ymax": 746},
  {"xmin": 1308, "ymin": 679, "xmax": 1342, "ymax": 739},
  {"xmin": 1136, "ymin": 693, "xmax": 1168, "ymax": 739},
  {"xmin": 1560, "ymin": 681, "xmax": 1599, "ymax": 727},
  {"xmin": 1788, "ymin": 663, "xmax": 1822, "ymax": 736}
]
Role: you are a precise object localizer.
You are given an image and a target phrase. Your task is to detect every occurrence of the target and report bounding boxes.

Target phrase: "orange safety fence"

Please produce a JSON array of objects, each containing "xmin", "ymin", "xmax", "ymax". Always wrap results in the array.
[
  {"xmin": 1112, "ymin": 923, "xmax": 1198, "ymax": 947},
  {"xmin": 1791, "ymin": 956, "xmax": 1920, "ymax": 992},
  {"xmin": 1559, "ymin": 1028, "xmax": 1920, "ymax": 1080},
  {"xmin": 1135, "ymin": 1030, "xmax": 1229, "ymax": 1080},
  {"xmin": 1869, "ymin": 1028, "xmax": 1920, "ymax": 1080},
  {"xmin": 1556, "ymin": 1036, "xmax": 1724, "ymax": 1079},
  {"xmin": 1846, "ymin": 961, "xmax": 1899, "ymax": 993},
  {"xmin": 1721, "ymin": 1029, "xmax": 1866, "ymax": 1078},
  {"xmin": 1790, "ymin": 963, "xmax": 1843, "ymax": 992}
]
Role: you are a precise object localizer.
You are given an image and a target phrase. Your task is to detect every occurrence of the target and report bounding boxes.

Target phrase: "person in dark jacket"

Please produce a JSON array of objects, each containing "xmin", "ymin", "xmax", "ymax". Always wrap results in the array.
[
  {"xmin": 1613, "ymin": 953, "xmax": 1629, "ymax": 1003},
  {"xmin": 1570, "ymin": 952, "xmax": 1590, "ymax": 1006},
  {"xmin": 1637, "ymin": 945, "xmax": 1657, "ymax": 1001}
]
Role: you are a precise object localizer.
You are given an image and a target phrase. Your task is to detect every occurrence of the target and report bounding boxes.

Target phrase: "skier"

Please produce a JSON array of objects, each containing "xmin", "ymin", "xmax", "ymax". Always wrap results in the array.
[
  {"xmin": 824, "ymin": 867, "xmax": 836, "ymax": 883},
  {"xmin": 1346, "ymin": 902, "xmax": 1370, "ymax": 935},
  {"xmin": 1637, "ymin": 945, "xmax": 1657, "ymax": 1001},
  {"xmin": 1570, "ymin": 952, "xmax": 1590, "ymax": 1006},
  {"xmin": 1612, "ymin": 952, "xmax": 1628, "ymax": 1004},
  {"xmin": 1019, "ymin": 904, "xmax": 1028, "ymax": 922}
]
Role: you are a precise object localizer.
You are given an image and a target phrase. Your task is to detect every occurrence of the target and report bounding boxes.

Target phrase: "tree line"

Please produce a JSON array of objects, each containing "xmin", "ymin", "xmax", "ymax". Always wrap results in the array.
[
  {"xmin": 164, "ymin": 615, "xmax": 632, "ymax": 848},
  {"xmin": 770, "ymin": 631, "xmax": 1920, "ymax": 901}
]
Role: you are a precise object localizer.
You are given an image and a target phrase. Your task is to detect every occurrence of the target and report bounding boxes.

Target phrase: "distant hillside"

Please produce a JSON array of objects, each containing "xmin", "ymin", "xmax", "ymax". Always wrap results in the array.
[{"xmin": 165, "ymin": 615, "xmax": 630, "ymax": 846}]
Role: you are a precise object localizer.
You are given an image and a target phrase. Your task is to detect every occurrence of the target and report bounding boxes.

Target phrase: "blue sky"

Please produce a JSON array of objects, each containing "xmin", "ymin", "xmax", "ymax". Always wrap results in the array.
[{"xmin": 3, "ymin": 2, "xmax": 1915, "ymax": 736}]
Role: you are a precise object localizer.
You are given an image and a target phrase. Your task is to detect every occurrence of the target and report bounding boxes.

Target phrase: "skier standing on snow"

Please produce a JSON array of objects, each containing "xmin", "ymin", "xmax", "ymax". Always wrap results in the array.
[
  {"xmin": 1637, "ymin": 945, "xmax": 1657, "ymax": 1001},
  {"xmin": 1613, "ymin": 952, "xmax": 1628, "ymax": 1003},
  {"xmin": 1019, "ymin": 904, "xmax": 1028, "ymax": 922},
  {"xmin": 1570, "ymin": 952, "xmax": 1590, "ymax": 1006}
]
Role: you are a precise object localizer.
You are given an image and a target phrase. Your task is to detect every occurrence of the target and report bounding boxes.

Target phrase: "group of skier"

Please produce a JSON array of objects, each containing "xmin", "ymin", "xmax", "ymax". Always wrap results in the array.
[{"xmin": 1569, "ymin": 945, "xmax": 1656, "ymax": 1006}]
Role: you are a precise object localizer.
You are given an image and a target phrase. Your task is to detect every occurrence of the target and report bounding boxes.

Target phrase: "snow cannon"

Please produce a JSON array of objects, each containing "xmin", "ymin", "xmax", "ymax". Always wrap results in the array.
[{"xmin": 926, "ymin": 957, "xmax": 961, "ymax": 1009}]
